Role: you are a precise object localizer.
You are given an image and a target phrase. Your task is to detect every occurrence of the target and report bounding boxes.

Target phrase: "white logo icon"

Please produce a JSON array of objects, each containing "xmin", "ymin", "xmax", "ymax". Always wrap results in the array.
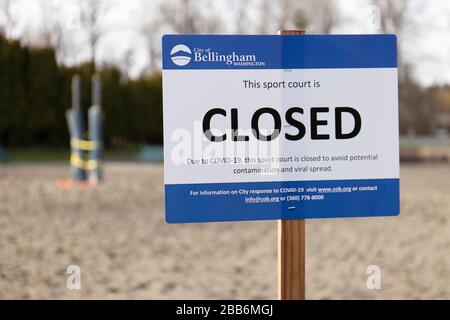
[{"xmin": 170, "ymin": 44, "xmax": 192, "ymax": 66}]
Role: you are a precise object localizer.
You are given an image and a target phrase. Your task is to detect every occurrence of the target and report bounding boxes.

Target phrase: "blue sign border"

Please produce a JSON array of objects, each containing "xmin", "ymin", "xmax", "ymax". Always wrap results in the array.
[
  {"xmin": 165, "ymin": 179, "xmax": 400, "ymax": 223},
  {"xmin": 162, "ymin": 34, "xmax": 397, "ymax": 70},
  {"xmin": 163, "ymin": 34, "xmax": 399, "ymax": 223}
]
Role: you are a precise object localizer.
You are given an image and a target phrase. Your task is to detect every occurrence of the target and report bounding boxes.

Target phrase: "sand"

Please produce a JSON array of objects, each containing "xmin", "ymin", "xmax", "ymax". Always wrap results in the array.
[{"xmin": 0, "ymin": 163, "xmax": 449, "ymax": 299}]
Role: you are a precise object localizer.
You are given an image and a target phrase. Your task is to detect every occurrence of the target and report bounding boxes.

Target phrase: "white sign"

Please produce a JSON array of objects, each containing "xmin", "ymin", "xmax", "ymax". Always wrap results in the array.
[{"xmin": 162, "ymin": 35, "xmax": 399, "ymax": 223}]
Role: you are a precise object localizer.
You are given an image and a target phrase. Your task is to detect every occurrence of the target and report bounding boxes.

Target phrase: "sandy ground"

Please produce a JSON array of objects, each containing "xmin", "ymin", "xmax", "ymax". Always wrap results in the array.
[{"xmin": 0, "ymin": 163, "xmax": 449, "ymax": 299}]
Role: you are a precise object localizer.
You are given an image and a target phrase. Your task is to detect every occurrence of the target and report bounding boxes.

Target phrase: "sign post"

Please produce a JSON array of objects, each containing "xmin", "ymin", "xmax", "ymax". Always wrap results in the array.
[{"xmin": 277, "ymin": 29, "xmax": 305, "ymax": 300}]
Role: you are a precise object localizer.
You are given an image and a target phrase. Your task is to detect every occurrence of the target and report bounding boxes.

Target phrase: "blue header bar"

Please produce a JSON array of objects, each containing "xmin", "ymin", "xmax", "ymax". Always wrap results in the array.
[
  {"xmin": 162, "ymin": 34, "xmax": 397, "ymax": 70},
  {"xmin": 165, "ymin": 178, "xmax": 400, "ymax": 223}
]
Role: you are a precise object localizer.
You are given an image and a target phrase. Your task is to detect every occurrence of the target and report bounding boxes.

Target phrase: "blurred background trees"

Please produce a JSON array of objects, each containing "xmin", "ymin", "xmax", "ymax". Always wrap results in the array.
[
  {"xmin": 0, "ymin": 33, "xmax": 163, "ymax": 146},
  {"xmin": 0, "ymin": 0, "xmax": 449, "ymax": 148}
]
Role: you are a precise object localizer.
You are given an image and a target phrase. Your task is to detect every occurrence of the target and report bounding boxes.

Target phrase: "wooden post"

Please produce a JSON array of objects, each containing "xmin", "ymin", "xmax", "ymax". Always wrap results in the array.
[{"xmin": 277, "ymin": 29, "xmax": 306, "ymax": 300}]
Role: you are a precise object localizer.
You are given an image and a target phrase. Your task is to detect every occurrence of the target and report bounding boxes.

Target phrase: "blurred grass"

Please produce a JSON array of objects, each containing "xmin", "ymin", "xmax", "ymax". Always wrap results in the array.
[{"xmin": 5, "ymin": 146, "xmax": 142, "ymax": 162}]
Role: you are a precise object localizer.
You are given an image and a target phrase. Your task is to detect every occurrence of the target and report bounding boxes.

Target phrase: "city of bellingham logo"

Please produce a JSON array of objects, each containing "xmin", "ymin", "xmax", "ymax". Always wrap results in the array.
[{"xmin": 170, "ymin": 44, "xmax": 192, "ymax": 66}]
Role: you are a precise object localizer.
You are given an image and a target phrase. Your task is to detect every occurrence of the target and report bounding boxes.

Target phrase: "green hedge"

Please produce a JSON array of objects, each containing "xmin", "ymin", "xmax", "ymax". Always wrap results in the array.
[{"xmin": 0, "ymin": 34, "xmax": 162, "ymax": 147}]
